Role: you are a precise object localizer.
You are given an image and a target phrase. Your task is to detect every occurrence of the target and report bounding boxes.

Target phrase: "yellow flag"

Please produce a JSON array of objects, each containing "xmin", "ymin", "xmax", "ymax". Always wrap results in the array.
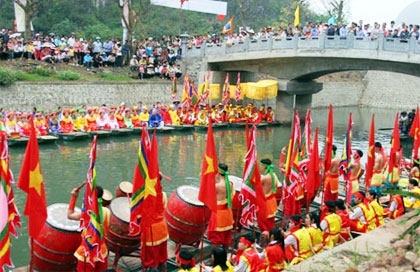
[{"xmin": 294, "ymin": 5, "xmax": 300, "ymax": 26}]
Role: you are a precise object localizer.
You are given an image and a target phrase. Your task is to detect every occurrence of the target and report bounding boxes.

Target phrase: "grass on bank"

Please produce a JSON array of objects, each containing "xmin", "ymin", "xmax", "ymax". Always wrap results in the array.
[{"xmin": 0, "ymin": 63, "xmax": 136, "ymax": 86}]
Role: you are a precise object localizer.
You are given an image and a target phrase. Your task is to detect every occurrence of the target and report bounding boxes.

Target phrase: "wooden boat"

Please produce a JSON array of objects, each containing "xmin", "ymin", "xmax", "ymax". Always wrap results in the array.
[
  {"xmin": 87, "ymin": 130, "xmax": 112, "ymax": 138},
  {"xmin": 147, "ymin": 127, "xmax": 175, "ymax": 133},
  {"xmin": 8, "ymin": 135, "xmax": 59, "ymax": 146},
  {"xmin": 110, "ymin": 128, "xmax": 133, "ymax": 136},
  {"xmin": 212, "ymin": 123, "xmax": 228, "ymax": 129},
  {"xmin": 228, "ymin": 122, "xmax": 248, "ymax": 128},
  {"xmin": 194, "ymin": 125, "xmax": 208, "ymax": 131},
  {"xmin": 52, "ymin": 131, "xmax": 90, "ymax": 141},
  {"xmin": 7, "ymin": 137, "xmax": 29, "ymax": 146},
  {"xmin": 256, "ymin": 122, "xmax": 269, "ymax": 128},
  {"xmin": 166, "ymin": 124, "xmax": 195, "ymax": 131},
  {"xmin": 37, "ymin": 135, "xmax": 59, "ymax": 144}
]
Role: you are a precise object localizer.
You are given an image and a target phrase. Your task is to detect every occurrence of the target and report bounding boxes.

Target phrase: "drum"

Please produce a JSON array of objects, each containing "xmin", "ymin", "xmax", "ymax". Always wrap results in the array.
[
  {"xmin": 105, "ymin": 197, "xmax": 140, "ymax": 256},
  {"xmin": 116, "ymin": 181, "xmax": 133, "ymax": 198},
  {"xmin": 102, "ymin": 189, "xmax": 113, "ymax": 207},
  {"xmin": 164, "ymin": 185, "xmax": 210, "ymax": 245},
  {"xmin": 230, "ymin": 175, "xmax": 244, "ymax": 232},
  {"xmin": 32, "ymin": 203, "xmax": 81, "ymax": 272}
]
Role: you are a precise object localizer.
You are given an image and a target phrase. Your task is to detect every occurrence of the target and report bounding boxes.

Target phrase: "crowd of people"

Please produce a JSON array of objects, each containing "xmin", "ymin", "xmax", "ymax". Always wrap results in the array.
[
  {"xmin": 0, "ymin": 29, "xmax": 185, "ymax": 79},
  {"xmin": 0, "ymin": 101, "xmax": 276, "ymax": 137}
]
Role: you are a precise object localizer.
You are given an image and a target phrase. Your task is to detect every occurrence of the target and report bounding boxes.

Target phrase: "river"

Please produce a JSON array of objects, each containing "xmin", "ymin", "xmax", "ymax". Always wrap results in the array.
[{"xmin": 6, "ymin": 106, "xmax": 409, "ymax": 268}]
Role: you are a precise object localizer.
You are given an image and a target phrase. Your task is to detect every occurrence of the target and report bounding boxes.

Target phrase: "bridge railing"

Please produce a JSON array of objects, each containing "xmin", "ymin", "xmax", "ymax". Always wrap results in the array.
[{"xmin": 183, "ymin": 34, "xmax": 420, "ymax": 58}]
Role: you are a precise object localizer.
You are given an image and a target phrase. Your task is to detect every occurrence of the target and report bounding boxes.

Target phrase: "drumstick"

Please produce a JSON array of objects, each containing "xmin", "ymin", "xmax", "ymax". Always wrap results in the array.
[
  {"xmin": 159, "ymin": 171, "xmax": 173, "ymax": 182},
  {"xmin": 75, "ymin": 181, "xmax": 87, "ymax": 192}
]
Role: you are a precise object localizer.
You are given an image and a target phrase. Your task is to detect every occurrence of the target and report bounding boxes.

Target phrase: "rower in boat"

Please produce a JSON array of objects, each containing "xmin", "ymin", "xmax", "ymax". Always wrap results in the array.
[
  {"xmin": 48, "ymin": 112, "xmax": 61, "ymax": 134},
  {"xmin": 168, "ymin": 105, "xmax": 181, "ymax": 125},
  {"xmin": 115, "ymin": 109, "xmax": 126, "ymax": 128},
  {"xmin": 138, "ymin": 106, "xmax": 150, "ymax": 127},
  {"xmin": 17, "ymin": 113, "xmax": 31, "ymax": 137},
  {"xmin": 34, "ymin": 112, "xmax": 48, "ymax": 136},
  {"xmin": 149, "ymin": 108, "xmax": 164, "ymax": 128},
  {"xmin": 74, "ymin": 109, "xmax": 87, "ymax": 131},
  {"xmin": 96, "ymin": 108, "xmax": 109, "ymax": 130},
  {"xmin": 5, "ymin": 111, "xmax": 19, "ymax": 137},
  {"xmin": 123, "ymin": 108, "xmax": 134, "ymax": 129},
  {"xmin": 131, "ymin": 106, "xmax": 141, "ymax": 127},
  {"xmin": 60, "ymin": 109, "xmax": 75, "ymax": 134},
  {"xmin": 266, "ymin": 107, "xmax": 275, "ymax": 123},
  {"xmin": 86, "ymin": 108, "xmax": 98, "ymax": 132},
  {"xmin": 107, "ymin": 109, "xmax": 119, "ymax": 130}
]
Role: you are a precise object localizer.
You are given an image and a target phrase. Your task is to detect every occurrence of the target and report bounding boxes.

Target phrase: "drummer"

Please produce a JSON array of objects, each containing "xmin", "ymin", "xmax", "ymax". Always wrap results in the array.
[
  {"xmin": 207, "ymin": 163, "xmax": 234, "ymax": 250},
  {"xmin": 258, "ymin": 158, "xmax": 279, "ymax": 238},
  {"xmin": 67, "ymin": 185, "xmax": 111, "ymax": 272}
]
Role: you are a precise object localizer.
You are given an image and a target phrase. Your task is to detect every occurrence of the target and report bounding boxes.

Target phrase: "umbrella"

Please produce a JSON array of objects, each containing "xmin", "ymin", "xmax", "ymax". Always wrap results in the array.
[
  {"xmin": 49, "ymin": 32, "xmax": 55, "ymax": 36},
  {"xmin": 9, "ymin": 33, "xmax": 22, "ymax": 38}
]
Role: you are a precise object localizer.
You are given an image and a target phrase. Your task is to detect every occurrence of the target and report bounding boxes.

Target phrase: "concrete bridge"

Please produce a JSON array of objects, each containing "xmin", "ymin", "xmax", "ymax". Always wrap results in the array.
[{"xmin": 182, "ymin": 34, "xmax": 420, "ymax": 123}]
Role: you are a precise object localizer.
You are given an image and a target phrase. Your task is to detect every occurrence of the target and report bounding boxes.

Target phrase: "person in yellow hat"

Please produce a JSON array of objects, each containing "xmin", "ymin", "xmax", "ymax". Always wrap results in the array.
[
  {"xmin": 131, "ymin": 106, "xmax": 141, "ymax": 127},
  {"xmin": 139, "ymin": 106, "xmax": 149, "ymax": 127}
]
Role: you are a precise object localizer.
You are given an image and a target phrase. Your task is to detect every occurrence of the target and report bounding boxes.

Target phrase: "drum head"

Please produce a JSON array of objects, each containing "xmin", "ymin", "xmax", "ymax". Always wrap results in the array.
[
  {"xmin": 119, "ymin": 181, "xmax": 133, "ymax": 194},
  {"xmin": 176, "ymin": 185, "xmax": 203, "ymax": 207},
  {"xmin": 47, "ymin": 203, "xmax": 81, "ymax": 232},
  {"xmin": 229, "ymin": 175, "xmax": 243, "ymax": 192},
  {"xmin": 110, "ymin": 197, "xmax": 131, "ymax": 223},
  {"xmin": 102, "ymin": 189, "xmax": 113, "ymax": 201}
]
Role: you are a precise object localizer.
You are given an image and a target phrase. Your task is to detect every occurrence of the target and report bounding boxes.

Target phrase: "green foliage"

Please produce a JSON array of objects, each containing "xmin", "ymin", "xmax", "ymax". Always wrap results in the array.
[
  {"xmin": 0, "ymin": 68, "xmax": 17, "ymax": 86},
  {"xmin": 57, "ymin": 70, "xmax": 80, "ymax": 81},
  {"xmin": 34, "ymin": 66, "xmax": 53, "ymax": 77},
  {"xmin": 13, "ymin": 71, "xmax": 26, "ymax": 81},
  {"xmin": 0, "ymin": 0, "xmax": 351, "ymax": 41}
]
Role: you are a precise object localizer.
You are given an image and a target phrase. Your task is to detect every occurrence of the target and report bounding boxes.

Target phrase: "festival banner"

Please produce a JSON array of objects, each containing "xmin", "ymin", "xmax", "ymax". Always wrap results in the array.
[
  {"xmin": 339, "ymin": 112, "xmax": 353, "ymax": 203},
  {"xmin": 239, "ymin": 125, "xmax": 266, "ymax": 228},
  {"xmin": 387, "ymin": 113, "xmax": 401, "ymax": 185},
  {"xmin": 306, "ymin": 127, "xmax": 320, "ymax": 212},
  {"xmin": 324, "ymin": 105, "xmax": 334, "ymax": 173},
  {"xmin": 0, "ymin": 134, "xmax": 21, "ymax": 272}
]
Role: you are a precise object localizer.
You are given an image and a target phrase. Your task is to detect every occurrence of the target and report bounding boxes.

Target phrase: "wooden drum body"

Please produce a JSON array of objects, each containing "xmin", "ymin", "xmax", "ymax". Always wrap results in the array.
[
  {"xmin": 164, "ymin": 185, "xmax": 210, "ymax": 245},
  {"xmin": 105, "ymin": 197, "xmax": 140, "ymax": 256},
  {"xmin": 32, "ymin": 203, "xmax": 81, "ymax": 272}
]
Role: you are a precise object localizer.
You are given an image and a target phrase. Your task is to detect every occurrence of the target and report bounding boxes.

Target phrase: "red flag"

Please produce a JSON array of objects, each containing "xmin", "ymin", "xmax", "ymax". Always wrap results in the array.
[
  {"xmin": 198, "ymin": 120, "xmax": 218, "ymax": 213},
  {"xmin": 324, "ymin": 105, "xmax": 334, "ymax": 173},
  {"xmin": 388, "ymin": 113, "xmax": 401, "ymax": 182},
  {"xmin": 365, "ymin": 115, "xmax": 375, "ymax": 190},
  {"xmin": 410, "ymin": 106, "xmax": 420, "ymax": 159},
  {"xmin": 239, "ymin": 126, "xmax": 267, "ymax": 228},
  {"xmin": 180, "ymin": 0, "xmax": 188, "ymax": 9},
  {"xmin": 339, "ymin": 112, "xmax": 353, "ymax": 203},
  {"xmin": 306, "ymin": 127, "xmax": 320, "ymax": 212},
  {"xmin": 17, "ymin": 118, "xmax": 47, "ymax": 238},
  {"xmin": 0, "ymin": 133, "xmax": 21, "ymax": 271}
]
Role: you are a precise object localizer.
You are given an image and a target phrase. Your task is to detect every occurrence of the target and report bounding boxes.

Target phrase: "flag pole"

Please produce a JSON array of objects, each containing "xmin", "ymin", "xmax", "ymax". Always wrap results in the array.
[{"xmin": 199, "ymin": 208, "xmax": 207, "ymax": 272}]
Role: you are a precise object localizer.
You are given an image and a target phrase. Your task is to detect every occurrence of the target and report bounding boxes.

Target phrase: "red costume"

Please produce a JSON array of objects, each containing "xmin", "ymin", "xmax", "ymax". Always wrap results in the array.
[{"xmin": 264, "ymin": 242, "xmax": 287, "ymax": 271}]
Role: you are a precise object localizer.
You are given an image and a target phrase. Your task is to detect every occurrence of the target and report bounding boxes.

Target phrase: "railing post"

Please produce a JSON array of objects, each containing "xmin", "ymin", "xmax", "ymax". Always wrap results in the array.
[
  {"xmin": 269, "ymin": 37, "xmax": 273, "ymax": 51},
  {"xmin": 377, "ymin": 34, "xmax": 384, "ymax": 51},
  {"xmin": 319, "ymin": 34, "xmax": 326, "ymax": 49},
  {"xmin": 293, "ymin": 34, "xmax": 299, "ymax": 49},
  {"xmin": 409, "ymin": 36, "xmax": 416, "ymax": 53},
  {"xmin": 347, "ymin": 32, "xmax": 354, "ymax": 48}
]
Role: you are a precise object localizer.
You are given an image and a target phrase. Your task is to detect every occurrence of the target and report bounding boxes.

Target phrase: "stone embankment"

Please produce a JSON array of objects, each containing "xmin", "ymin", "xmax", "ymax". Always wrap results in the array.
[{"xmin": 0, "ymin": 71, "xmax": 419, "ymax": 111}]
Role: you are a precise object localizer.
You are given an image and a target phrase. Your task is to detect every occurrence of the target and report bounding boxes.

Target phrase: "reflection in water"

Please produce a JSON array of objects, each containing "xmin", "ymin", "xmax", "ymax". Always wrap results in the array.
[{"xmin": 8, "ymin": 107, "xmax": 409, "ymax": 267}]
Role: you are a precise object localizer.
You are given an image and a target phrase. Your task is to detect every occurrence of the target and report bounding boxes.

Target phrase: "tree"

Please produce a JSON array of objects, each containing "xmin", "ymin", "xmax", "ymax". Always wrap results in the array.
[
  {"xmin": 117, "ymin": 0, "xmax": 138, "ymax": 45},
  {"xmin": 14, "ymin": 0, "xmax": 38, "ymax": 41},
  {"xmin": 319, "ymin": 0, "xmax": 350, "ymax": 23}
]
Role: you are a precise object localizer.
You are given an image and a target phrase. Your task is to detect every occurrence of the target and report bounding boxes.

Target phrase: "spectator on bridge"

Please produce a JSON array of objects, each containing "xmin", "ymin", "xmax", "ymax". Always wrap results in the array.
[{"xmin": 409, "ymin": 25, "xmax": 419, "ymax": 40}]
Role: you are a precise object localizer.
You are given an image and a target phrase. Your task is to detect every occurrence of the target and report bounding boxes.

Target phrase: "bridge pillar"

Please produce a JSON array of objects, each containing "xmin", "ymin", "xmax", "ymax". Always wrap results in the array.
[{"xmin": 275, "ymin": 80, "xmax": 323, "ymax": 123}]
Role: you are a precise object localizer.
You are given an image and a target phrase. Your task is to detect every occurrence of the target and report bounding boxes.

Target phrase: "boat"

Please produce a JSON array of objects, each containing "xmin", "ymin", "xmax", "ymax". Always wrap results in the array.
[
  {"xmin": 228, "ymin": 122, "xmax": 248, "ymax": 128},
  {"xmin": 87, "ymin": 130, "xmax": 112, "ymax": 138},
  {"xmin": 166, "ymin": 124, "xmax": 195, "ymax": 131},
  {"xmin": 212, "ymin": 123, "xmax": 229, "ymax": 129},
  {"xmin": 194, "ymin": 125, "xmax": 208, "ymax": 131},
  {"xmin": 148, "ymin": 127, "xmax": 175, "ymax": 133},
  {"xmin": 110, "ymin": 128, "xmax": 133, "ymax": 136},
  {"xmin": 7, "ymin": 135, "xmax": 59, "ymax": 146},
  {"xmin": 52, "ymin": 131, "xmax": 90, "ymax": 141},
  {"xmin": 37, "ymin": 135, "xmax": 59, "ymax": 144},
  {"xmin": 7, "ymin": 137, "xmax": 29, "ymax": 146}
]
